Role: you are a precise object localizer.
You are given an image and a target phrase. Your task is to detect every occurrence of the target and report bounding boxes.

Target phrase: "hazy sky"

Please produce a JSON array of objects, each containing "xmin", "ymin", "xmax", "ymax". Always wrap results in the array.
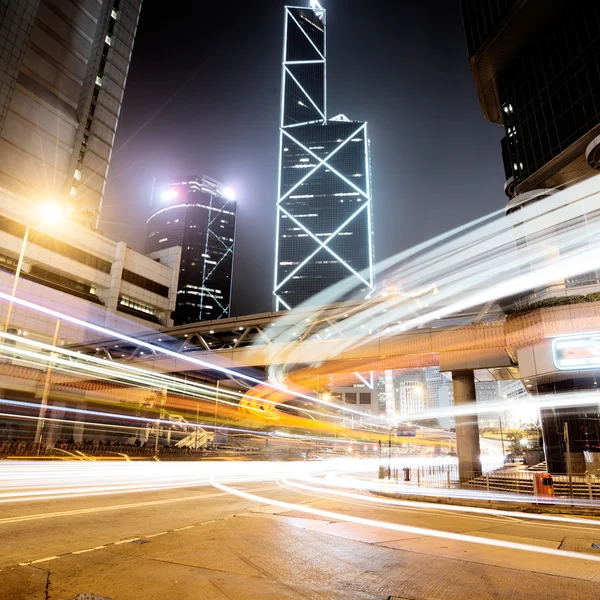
[{"xmin": 101, "ymin": 0, "xmax": 505, "ymax": 316}]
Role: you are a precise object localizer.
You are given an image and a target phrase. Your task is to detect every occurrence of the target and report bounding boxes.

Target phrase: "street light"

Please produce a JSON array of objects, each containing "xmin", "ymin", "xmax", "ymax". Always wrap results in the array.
[{"xmin": 2, "ymin": 201, "xmax": 68, "ymax": 334}]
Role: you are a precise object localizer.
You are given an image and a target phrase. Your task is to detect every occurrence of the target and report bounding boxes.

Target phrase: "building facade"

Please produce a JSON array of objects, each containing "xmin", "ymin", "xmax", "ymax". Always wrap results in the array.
[
  {"xmin": 274, "ymin": 2, "xmax": 374, "ymax": 310},
  {"xmin": 0, "ymin": 0, "xmax": 143, "ymax": 229},
  {"xmin": 462, "ymin": 1, "xmax": 600, "ymax": 473},
  {"xmin": 0, "ymin": 187, "xmax": 178, "ymax": 345},
  {"xmin": 461, "ymin": 1, "xmax": 600, "ymax": 198},
  {"xmin": 146, "ymin": 176, "xmax": 237, "ymax": 325}
]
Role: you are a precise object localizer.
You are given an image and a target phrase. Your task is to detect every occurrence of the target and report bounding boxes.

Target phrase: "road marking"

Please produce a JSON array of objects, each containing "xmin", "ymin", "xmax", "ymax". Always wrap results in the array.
[
  {"xmin": 0, "ymin": 485, "xmax": 278, "ymax": 526},
  {"xmin": 145, "ymin": 532, "xmax": 168, "ymax": 538},
  {"xmin": 114, "ymin": 538, "xmax": 139, "ymax": 545},
  {"xmin": 30, "ymin": 556, "xmax": 59, "ymax": 564},
  {"xmin": 72, "ymin": 548, "xmax": 94, "ymax": 555},
  {"xmin": 94, "ymin": 546, "xmax": 106, "ymax": 550},
  {"xmin": 174, "ymin": 525, "xmax": 194, "ymax": 531}
]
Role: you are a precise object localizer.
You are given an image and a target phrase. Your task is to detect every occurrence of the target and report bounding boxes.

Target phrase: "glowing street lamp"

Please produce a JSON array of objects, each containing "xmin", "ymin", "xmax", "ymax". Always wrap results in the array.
[{"xmin": 2, "ymin": 201, "xmax": 68, "ymax": 334}]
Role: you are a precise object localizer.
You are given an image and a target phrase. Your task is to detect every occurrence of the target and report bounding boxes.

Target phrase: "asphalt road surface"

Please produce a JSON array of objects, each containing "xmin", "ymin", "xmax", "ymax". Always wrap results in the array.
[{"xmin": 1, "ymin": 461, "xmax": 600, "ymax": 599}]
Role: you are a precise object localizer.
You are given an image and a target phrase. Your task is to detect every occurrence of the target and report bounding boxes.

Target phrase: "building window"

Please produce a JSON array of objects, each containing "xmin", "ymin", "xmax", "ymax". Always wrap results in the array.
[
  {"xmin": 95, "ymin": 76, "xmax": 103, "ymax": 87},
  {"xmin": 122, "ymin": 269, "xmax": 170, "ymax": 298},
  {"xmin": 345, "ymin": 393, "xmax": 357, "ymax": 404},
  {"xmin": 359, "ymin": 393, "xmax": 371, "ymax": 405},
  {"xmin": 105, "ymin": 35, "xmax": 112, "ymax": 45}
]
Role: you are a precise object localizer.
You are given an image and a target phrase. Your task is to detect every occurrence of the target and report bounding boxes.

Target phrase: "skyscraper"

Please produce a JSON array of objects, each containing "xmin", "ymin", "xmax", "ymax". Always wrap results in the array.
[
  {"xmin": 146, "ymin": 176, "xmax": 237, "ymax": 325},
  {"xmin": 273, "ymin": 1, "xmax": 374, "ymax": 310},
  {"xmin": 461, "ymin": 2, "xmax": 600, "ymax": 473},
  {"xmin": 461, "ymin": 1, "xmax": 600, "ymax": 201},
  {"xmin": 0, "ymin": 0, "xmax": 143, "ymax": 229}
]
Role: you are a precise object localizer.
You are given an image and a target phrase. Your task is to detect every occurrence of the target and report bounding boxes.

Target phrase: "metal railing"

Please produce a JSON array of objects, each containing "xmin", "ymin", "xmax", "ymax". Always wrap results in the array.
[{"xmin": 379, "ymin": 463, "xmax": 600, "ymax": 501}]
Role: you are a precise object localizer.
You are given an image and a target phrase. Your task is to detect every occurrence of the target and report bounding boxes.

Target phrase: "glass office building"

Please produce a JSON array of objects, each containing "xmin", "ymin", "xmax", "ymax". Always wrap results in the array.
[
  {"xmin": 274, "ymin": 3, "xmax": 374, "ymax": 310},
  {"xmin": 146, "ymin": 176, "xmax": 237, "ymax": 325},
  {"xmin": 461, "ymin": 1, "xmax": 600, "ymax": 196},
  {"xmin": 461, "ymin": 1, "xmax": 600, "ymax": 474}
]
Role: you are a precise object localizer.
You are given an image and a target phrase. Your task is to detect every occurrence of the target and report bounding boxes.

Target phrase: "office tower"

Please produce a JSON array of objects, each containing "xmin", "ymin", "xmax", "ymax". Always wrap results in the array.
[
  {"xmin": 146, "ymin": 176, "xmax": 237, "ymax": 325},
  {"xmin": 0, "ymin": 0, "xmax": 143, "ymax": 228},
  {"xmin": 461, "ymin": 1, "xmax": 600, "ymax": 200},
  {"xmin": 274, "ymin": 1, "xmax": 374, "ymax": 310},
  {"xmin": 461, "ymin": 2, "xmax": 600, "ymax": 473}
]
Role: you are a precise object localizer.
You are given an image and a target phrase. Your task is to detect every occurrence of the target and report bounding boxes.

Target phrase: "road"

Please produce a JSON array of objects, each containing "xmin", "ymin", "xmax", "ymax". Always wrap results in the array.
[{"xmin": 1, "ymin": 460, "xmax": 600, "ymax": 599}]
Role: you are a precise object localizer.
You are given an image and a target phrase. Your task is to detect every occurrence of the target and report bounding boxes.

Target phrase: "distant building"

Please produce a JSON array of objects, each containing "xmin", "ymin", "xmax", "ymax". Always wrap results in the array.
[
  {"xmin": 274, "ymin": 3, "xmax": 374, "ymax": 309},
  {"xmin": 336, "ymin": 386, "xmax": 378, "ymax": 418},
  {"xmin": 475, "ymin": 381, "xmax": 501, "ymax": 429},
  {"xmin": 0, "ymin": 0, "xmax": 143, "ymax": 228},
  {"xmin": 394, "ymin": 371, "xmax": 427, "ymax": 418},
  {"xmin": 146, "ymin": 176, "xmax": 237, "ymax": 325}
]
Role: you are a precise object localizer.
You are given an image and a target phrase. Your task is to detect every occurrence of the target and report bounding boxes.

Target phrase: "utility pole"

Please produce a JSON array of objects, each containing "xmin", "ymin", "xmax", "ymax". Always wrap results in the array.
[
  {"xmin": 564, "ymin": 422, "xmax": 573, "ymax": 498},
  {"xmin": 35, "ymin": 319, "xmax": 61, "ymax": 447},
  {"xmin": 499, "ymin": 414, "xmax": 506, "ymax": 457}
]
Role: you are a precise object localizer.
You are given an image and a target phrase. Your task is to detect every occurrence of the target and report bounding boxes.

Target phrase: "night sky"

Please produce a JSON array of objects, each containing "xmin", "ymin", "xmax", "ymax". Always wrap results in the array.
[{"xmin": 100, "ymin": 0, "xmax": 505, "ymax": 317}]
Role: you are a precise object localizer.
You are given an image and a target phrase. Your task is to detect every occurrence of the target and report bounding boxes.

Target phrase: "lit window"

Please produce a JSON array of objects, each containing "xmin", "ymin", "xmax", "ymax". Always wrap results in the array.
[
  {"xmin": 74, "ymin": 169, "xmax": 82, "ymax": 181},
  {"xmin": 159, "ymin": 238, "xmax": 168, "ymax": 243},
  {"xmin": 111, "ymin": 8, "xmax": 118, "ymax": 19},
  {"xmin": 70, "ymin": 186, "xmax": 77, "ymax": 197},
  {"xmin": 95, "ymin": 76, "xmax": 102, "ymax": 86},
  {"xmin": 105, "ymin": 35, "xmax": 112, "ymax": 45}
]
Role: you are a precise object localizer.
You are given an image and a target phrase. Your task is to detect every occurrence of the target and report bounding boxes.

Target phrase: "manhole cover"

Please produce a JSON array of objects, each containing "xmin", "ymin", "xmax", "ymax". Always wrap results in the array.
[{"xmin": 131, "ymin": 539, "xmax": 151, "ymax": 545}]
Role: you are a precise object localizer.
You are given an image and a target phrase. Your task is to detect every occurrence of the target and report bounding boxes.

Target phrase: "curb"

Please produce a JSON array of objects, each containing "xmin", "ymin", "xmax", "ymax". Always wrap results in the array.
[{"xmin": 372, "ymin": 490, "xmax": 600, "ymax": 517}]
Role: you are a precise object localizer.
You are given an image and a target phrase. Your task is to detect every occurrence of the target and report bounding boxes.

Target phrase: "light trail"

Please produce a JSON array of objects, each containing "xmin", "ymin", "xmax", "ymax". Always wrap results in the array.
[
  {"xmin": 0, "ymin": 292, "xmax": 387, "ymax": 426},
  {"xmin": 0, "ymin": 459, "xmax": 380, "ymax": 504},
  {"xmin": 212, "ymin": 479, "xmax": 600, "ymax": 563},
  {"xmin": 280, "ymin": 475, "xmax": 600, "ymax": 527},
  {"xmin": 264, "ymin": 174, "xmax": 600, "ymax": 384}
]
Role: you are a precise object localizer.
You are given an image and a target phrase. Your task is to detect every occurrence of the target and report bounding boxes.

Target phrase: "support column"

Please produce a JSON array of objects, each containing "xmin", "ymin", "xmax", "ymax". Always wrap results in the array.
[{"xmin": 452, "ymin": 370, "xmax": 482, "ymax": 482}]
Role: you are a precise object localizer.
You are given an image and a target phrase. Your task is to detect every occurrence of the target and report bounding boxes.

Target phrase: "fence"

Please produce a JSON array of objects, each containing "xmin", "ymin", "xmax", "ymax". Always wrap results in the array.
[{"xmin": 378, "ymin": 462, "xmax": 600, "ymax": 501}]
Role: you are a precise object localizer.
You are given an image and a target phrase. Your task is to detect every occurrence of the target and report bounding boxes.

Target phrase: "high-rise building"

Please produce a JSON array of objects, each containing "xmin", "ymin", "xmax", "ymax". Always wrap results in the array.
[
  {"xmin": 0, "ymin": 0, "xmax": 143, "ymax": 229},
  {"xmin": 461, "ymin": 1, "xmax": 600, "ymax": 200},
  {"xmin": 146, "ymin": 176, "xmax": 237, "ymax": 325},
  {"xmin": 461, "ymin": 2, "xmax": 600, "ymax": 473},
  {"xmin": 274, "ymin": 1, "xmax": 374, "ymax": 310}
]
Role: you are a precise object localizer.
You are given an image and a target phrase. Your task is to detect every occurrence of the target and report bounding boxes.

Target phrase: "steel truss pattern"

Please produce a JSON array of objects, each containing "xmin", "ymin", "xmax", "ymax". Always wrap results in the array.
[{"xmin": 274, "ymin": 4, "xmax": 374, "ymax": 310}]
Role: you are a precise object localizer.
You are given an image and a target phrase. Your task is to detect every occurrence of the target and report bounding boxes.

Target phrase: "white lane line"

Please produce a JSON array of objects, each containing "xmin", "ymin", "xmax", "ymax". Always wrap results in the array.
[
  {"xmin": 72, "ymin": 548, "xmax": 94, "ymax": 555},
  {"xmin": 145, "ymin": 532, "xmax": 168, "ymax": 538},
  {"xmin": 30, "ymin": 556, "xmax": 59, "ymax": 564},
  {"xmin": 174, "ymin": 525, "xmax": 194, "ymax": 531},
  {"xmin": 94, "ymin": 546, "xmax": 106, "ymax": 550},
  {"xmin": 114, "ymin": 538, "xmax": 139, "ymax": 545}
]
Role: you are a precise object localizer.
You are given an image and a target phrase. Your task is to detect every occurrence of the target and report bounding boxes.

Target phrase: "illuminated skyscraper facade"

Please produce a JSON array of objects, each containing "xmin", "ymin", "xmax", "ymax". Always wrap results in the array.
[
  {"xmin": 146, "ymin": 176, "xmax": 237, "ymax": 325},
  {"xmin": 274, "ymin": 2, "xmax": 374, "ymax": 310},
  {"xmin": 0, "ymin": 0, "xmax": 143, "ymax": 229}
]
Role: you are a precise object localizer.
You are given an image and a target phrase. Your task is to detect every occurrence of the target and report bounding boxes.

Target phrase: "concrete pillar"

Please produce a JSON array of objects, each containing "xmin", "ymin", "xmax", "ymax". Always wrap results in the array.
[
  {"xmin": 452, "ymin": 370, "xmax": 482, "ymax": 482},
  {"xmin": 72, "ymin": 404, "xmax": 86, "ymax": 444},
  {"xmin": 105, "ymin": 241, "xmax": 126, "ymax": 315}
]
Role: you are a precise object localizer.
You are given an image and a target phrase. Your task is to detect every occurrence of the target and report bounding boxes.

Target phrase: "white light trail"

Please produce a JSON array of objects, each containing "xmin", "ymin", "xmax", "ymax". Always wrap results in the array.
[
  {"xmin": 213, "ymin": 479, "xmax": 600, "ymax": 563},
  {"xmin": 265, "ymin": 174, "xmax": 600, "ymax": 384},
  {"xmin": 281, "ymin": 475, "xmax": 600, "ymax": 527}
]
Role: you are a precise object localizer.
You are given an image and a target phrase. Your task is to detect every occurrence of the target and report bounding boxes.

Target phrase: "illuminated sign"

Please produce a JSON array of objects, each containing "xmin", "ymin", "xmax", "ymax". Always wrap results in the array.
[
  {"xmin": 552, "ymin": 334, "xmax": 600, "ymax": 370},
  {"xmin": 397, "ymin": 428, "xmax": 417, "ymax": 437}
]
